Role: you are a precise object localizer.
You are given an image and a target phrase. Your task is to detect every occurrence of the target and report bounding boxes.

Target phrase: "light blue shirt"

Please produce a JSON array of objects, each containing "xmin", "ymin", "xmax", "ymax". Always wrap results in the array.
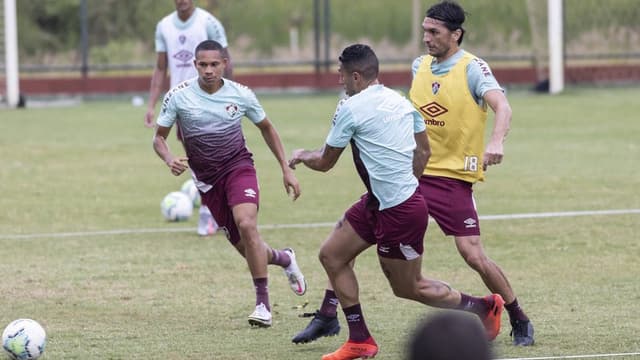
[
  {"xmin": 326, "ymin": 84, "xmax": 426, "ymax": 210},
  {"xmin": 157, "ymin": 77, "xmax": 265, "ymax": 131},
  {"xmin": 157, "ymin": 77, "xmax": 265, "ymax": 190},
  {"xmin": 411, "ymin": 50, "xmax": 503, "ymax": 105}
]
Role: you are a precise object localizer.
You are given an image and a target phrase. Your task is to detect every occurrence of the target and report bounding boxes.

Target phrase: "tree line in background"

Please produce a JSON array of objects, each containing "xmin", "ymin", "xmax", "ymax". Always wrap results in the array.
[
  {"xmin": 18, "ymin": 0, "xmax": 171, "ymax": 64},
  {"xmin": 15, "ymin": 0, "xmax": 526, "ymax": 66},
  {"xmin": 15, "ymin": 0, "xmax": 640, "ymax": 67}
]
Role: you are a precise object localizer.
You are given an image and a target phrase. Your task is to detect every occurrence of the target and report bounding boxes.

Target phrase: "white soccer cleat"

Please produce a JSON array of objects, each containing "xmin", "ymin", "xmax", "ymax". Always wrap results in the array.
[
  {"xmin": 248, "ymin": 303, "xmax": 272, "ymax": 327},
  {"xmin": 197, "ymin": 208, "xmax": 218, "ymax": 236},
  {"xmin": 283, "ymin": 248, "xmax": 307, "ymax": 296}
]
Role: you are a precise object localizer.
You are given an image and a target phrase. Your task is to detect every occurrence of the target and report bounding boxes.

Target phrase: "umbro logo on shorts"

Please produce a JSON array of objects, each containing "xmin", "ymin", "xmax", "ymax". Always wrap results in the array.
[
  {"xmin": 464, "ymin": 218, "xmax": 477, "ymax": 228},
  {"xmin": 244, "ymin": 188, "xmax": 257, "ymax": 198}
]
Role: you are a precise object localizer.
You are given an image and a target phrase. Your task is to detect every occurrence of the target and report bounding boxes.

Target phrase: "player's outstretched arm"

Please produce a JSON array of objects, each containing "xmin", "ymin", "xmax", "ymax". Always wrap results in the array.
[
  {"xmin": 153, "ymin": 125, "xmax": 188, "ymax": 176},
  {"xmin": 288, "ymin": 145, "xmax": 344, "ymax": 173}
]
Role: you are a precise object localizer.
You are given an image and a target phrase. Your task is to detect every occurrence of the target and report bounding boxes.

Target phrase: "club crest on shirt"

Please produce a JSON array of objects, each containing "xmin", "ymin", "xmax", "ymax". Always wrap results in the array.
[
  {"xmin": 432, "ymin": 81, "xmax": 441, "ymax": 95},
  {"xmin": 179, "ymin": 34, "xmax": 186, "ymax": 44},
  {"xmin": 225, "ymin": 103, "xmax": 239, "ymax": 117}
]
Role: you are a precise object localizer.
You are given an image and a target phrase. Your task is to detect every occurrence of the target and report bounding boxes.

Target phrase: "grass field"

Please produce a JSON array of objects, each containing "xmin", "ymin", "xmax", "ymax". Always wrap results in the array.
[{"xmin": 1, "ymin": 87, "xmax": 639, "ymax": 359}]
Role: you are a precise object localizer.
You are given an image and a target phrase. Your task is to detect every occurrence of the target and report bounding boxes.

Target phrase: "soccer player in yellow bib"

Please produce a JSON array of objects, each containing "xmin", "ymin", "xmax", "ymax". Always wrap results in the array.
[
  {"xmin": 292, "ymin": 0, "xmax": 534, "ymax": 348},
  {"xmin": 409, "ymin": 0, "xmax": 534, "ymax": 346}
]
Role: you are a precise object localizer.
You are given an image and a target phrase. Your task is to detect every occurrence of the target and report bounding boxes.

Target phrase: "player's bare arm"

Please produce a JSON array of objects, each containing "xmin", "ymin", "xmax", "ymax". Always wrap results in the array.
[
  {"xmin": 145, "ymin": 52, "xmax": 169, "ymax": 128},
  {"xmin": 413, "ymin": 130, "xmax": 431, "ymax": 178},
  {"xmin": 153, "ymin": 125, "xmax": 188, "ymax": 176},
  {"xmin": 483, "ymin": 89, "xmax": 512, "ymax": 170},
  {"xmin": 288, "ymin": 145, "xmax": 344, "ymax": 173},
  {"xmin": 255, "ymin": 118, "xmax": 301, "ymax": 200}
]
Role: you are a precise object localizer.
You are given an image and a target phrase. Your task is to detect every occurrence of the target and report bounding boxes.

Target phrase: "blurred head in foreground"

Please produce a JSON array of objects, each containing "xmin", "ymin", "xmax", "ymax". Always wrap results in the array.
[{"xmin": 407, "ymin": 311, "xmax": 493, "ymax": 360}]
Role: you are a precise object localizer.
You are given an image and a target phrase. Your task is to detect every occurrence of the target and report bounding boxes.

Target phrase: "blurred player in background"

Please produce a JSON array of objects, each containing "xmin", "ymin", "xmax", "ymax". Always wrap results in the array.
[
  {"xmin": 289, "ymin": 44, "xmax": 503, "ymax": 360},
  {"xmin": 153, "ymin": 40, "xmax": 306, "ymax": 327},
  {"xmin": 145, "ymin": 0, "xmax": 233, "ymax": 237}
]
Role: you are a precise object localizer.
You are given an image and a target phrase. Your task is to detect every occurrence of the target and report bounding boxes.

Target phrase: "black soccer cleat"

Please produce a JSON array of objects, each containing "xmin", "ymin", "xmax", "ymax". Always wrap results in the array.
[
  {"xmin": 292, "ymin": 311, "xmax": 341, "ymax": 344},
  {"xmin": 511, "ymin": 319, "xmax": 535, "ymax": 346}
]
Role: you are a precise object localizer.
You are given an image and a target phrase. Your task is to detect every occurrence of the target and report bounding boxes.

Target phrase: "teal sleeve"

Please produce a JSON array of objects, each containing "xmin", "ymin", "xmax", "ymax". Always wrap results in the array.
[
  {"xmin": 411, "ymin": 56, "xmax": 424, "ymax": 79},
  {"xmin": 325, "ymin": 104, "xmax": 354, "ymax": 148},
  {"xmin": 157, "ymin": 92, "xmax": 177, "ymax": 127},
  {"xmin": 413, "ymin": 111, "xmax": 426, "ymax": 133},
  {"xmin": 243, "ymin": 88, "xmax": 266, "ymax": 124},
  {"xmin": 466, "ymin": 58, "xmax": 503, "ymax": 104}
]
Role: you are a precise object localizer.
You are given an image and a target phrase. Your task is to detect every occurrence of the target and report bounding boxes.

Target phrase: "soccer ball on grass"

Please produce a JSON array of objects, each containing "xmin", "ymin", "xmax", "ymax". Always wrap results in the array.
[
  {"xmin": 2, "ymin": 319, "xmax": 46, "ymax": 360},
  {"xmin": 160, "ymin": 191, "xmax": 193, "ymax": 221}
]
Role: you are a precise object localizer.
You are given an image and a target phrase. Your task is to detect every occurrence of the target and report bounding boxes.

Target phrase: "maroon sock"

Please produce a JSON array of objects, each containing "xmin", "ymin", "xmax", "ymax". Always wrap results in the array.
[
  {"xmin": 505, "ymin": 298, "xmax": 529, "ymax": 322},
  {"xmin": 319, "ymin": 289, "xmax": 339, "ymax": 317},
  {"xmin": 253, "ymin": 277, "xmax": 270, "ymax": 310},
  {"xmin": 342, "ymin": 304, "xmax": 371, "ymax": 342},
  {"xmin": 457, "ymin": 293, "xmax": 490, "ymax": 316},
  {"xmin": 268, "ymin": 248, "xmax": 291, "ymax": 268}
]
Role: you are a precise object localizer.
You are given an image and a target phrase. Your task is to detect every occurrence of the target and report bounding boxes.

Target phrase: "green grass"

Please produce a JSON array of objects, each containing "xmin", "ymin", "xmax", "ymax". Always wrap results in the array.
[{"xmin": 1, "ymin": 87, "xmax": 639, "ymax": 359}]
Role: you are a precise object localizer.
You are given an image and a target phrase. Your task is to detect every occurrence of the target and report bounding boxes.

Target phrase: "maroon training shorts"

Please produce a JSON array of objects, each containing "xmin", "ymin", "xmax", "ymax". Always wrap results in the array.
[
  {"xmin": 200, "ymin": 166, "xmax": 260, "ymax": 245},
  {"xmin": 419, "ymin": 175, "xmax": 481, "ymax": 237},
  {"xmin": 345, "ymin": 190, "xmax": 428, "ymax": 260}
]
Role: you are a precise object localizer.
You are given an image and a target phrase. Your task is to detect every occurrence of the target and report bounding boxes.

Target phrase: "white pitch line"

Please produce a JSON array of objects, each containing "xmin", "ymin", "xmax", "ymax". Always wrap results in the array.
[
  {"xmin": 497, "ymin": 351, "xmax": 640, "ymax": 360},
  {"xmin": 1, "ymin": 208, "xmax": 639, "ymax": 241},
  {"xmin": 481, "ymin": 208, "xmax": 640, "ymax": 220}
]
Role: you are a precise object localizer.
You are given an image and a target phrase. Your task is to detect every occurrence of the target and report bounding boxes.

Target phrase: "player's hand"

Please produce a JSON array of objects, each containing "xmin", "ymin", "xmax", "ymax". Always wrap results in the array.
[
  {"xmin": 283, "ymin": 168, "xmax": 301, "ymax": 201},
  {"xmin": 166, "ymin": 156, "xmax": 189, "ymax": 176},
  {"xmin": 483, "ymin": 141, "xmax": 504, "ymax": 171},
  {"xmin": 144, "ymin": 108, "xmax": 155, "ymax": 128},
  {"xmin": 288, "ymin": 149, "xmax": 304, "ymax": 169}
]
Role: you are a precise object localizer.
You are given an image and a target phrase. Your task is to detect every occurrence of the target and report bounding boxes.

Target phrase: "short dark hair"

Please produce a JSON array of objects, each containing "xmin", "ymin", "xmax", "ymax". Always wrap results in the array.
[
  {"xmin": 195, "ymin": 40, "xmax": 224, "ymax": 57},
  {"xmin": 407, "ymin": 311, "xmax": 493, "ymax": 360},
  {"xmin": 338, "ymin": 44, "xmax": 379, "ymax": 80},
  {"xmin": 426, "ymin": 0, "xmax": 467, "ymax": 45}
]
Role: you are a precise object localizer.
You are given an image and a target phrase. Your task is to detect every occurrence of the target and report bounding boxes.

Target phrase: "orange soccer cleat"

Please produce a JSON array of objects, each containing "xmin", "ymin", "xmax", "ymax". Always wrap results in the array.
[
  {"xmin": 321, "ymin": 337, "xmax": 378, "ymax": 360},
  {"xmin": 481, "ymin": 294, "xmax": 505, "ymax": 341}
]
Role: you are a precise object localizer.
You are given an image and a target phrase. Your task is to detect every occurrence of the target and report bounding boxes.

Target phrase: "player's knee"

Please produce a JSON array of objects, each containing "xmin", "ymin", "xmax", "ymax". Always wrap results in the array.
[
  {"xmin": 235, "ymin": 217, "xmax": 257, "ymax": 235},
  {"xmin": 318, "ymin": 247, "xmax": 348, "ymax": 274},
  {"xmin": 388, "ymin": 280, "xmax": 418, "ymax": 300},
  {"xmin": 463, "ymin": 252, "xmax": 490, "ymax": 272},
  {"xmin": 318, "ymin": 247, "xmax": 334, "ymax": 270},
  {"xmin": 392, "ymin": 287, "xmax": 413, "ymax": 300}
]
